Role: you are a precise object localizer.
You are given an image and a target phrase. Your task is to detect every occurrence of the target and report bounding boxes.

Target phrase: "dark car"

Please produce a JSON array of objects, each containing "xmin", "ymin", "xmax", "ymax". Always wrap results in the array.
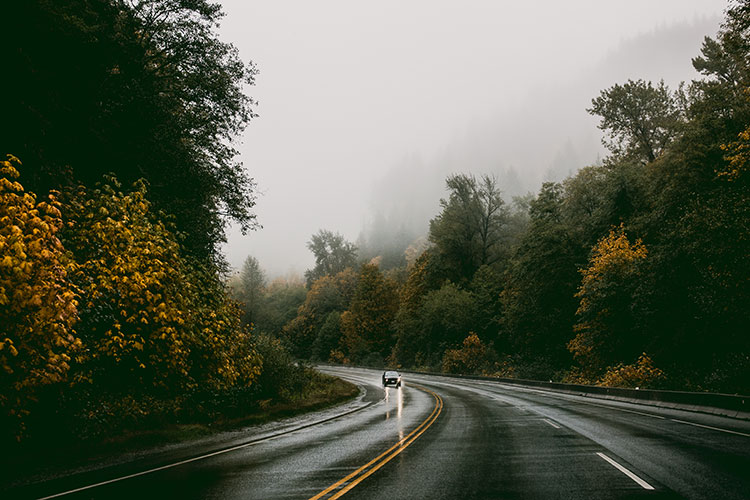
[{"xmin": 382, "ymin": 370, "xmax": 402, "ymax": 388}]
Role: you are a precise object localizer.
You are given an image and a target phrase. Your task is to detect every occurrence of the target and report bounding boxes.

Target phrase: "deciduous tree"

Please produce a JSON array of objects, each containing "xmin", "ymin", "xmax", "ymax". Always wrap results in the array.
[
  {"xmin": 588, "ymin": 79, "xmax": 682, "ymax": 163},
  {"xmin": 0, "ymin": 156, "xmax": 81, "ymax": 436},
  {"xmin": 2, "ymin": 0, "xmax": 259, "ymax": 263},
  {"xmin": 304, "ymin": 230, "xmax": 358, "ymax": 287},
  {"xmin": 429, "ymin": 174, "xmax": 509, "ymax": 283},
  {"xmin": 569, "ymin": 225, "xmax": 648, "ymax": 378},
  {"xmin": 340, "ymin": 264, "xmax": 398, "ymax": 362}
]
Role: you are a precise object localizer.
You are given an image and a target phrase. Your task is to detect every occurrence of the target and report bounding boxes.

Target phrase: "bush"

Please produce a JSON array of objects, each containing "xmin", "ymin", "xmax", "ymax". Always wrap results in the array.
[
  {"xmin": 442, "ymin": 333, "xmax": 496, "ymax": 375},
  {"xmin": 252, "ymin": 333, "xmax": 307, "ymax": 401},
  {"xmin": 598, "ymin": 353, "xmax": 665, "ymax": 389}
]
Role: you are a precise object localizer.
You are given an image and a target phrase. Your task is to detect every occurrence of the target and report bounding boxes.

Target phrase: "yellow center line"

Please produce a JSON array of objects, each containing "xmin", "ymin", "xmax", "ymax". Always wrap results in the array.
[{"xmin": 307, "ymin": 385, "xmax": 443, "ymax": 500}]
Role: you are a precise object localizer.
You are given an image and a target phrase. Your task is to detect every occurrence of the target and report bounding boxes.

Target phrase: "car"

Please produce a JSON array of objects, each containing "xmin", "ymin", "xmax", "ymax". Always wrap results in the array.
[{"xmin": 382, "ymin": 370, "xmax": 402, "ymax": 388}]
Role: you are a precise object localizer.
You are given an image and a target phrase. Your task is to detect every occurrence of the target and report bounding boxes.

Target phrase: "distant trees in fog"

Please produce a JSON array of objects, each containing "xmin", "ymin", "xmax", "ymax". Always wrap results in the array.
[{"xmin": 244, "ymin": 2, "xmax": 749, "ymax": 394}]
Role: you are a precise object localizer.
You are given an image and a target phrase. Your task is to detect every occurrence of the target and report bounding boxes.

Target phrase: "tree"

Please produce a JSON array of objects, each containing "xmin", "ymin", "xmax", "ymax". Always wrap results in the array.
[
  {"xmin": 588, "ymin": 79, "xmax": 682, "ymax": 163},
  {"xmin": 0, "ymin": 156, "xmax": 81, "ymax": 437},
  {"xmin": 62, "ymin": 177, "xmax": 193, "ymax": 391},
  {"xmin": 411, "ymin": 283, "xmax": 478, "ymax": 368},
  {"xmin": 310, "ymin": 312, "xmax": 343, "ymax": 362},
  {"xmin": 1, "ymin": 0, "xmax": 259, "ymax": 263},
  {"xmin": 469, "ymin": 265, "xmax": 503, "ymax": 345},
  {"xmin": 340, "ymin": 263, "xmax": 399, "ymax": 363},
  {"xmin": 392, "ymin": 252, "xmax": 432, "ymax": 367},
  {"xmin": 501, "ymin": 183, "xmax": 580, "ymax": 377},
  {"xmin": 234, "ymin": 256, "xmax": 266, "ymax": 326},
  {"xmin": 691, "ymin": 0, "xmax": 750, "ymax": 133},
  {"xmin": 598, "ymin": 353, "xmax": 665, "ymax": 389},
  {"xmin": 283, "ymin": 268, "xmax": 358, "ymax": 358},
  {"xmin": 568, "ymin": 225, "xmax": 648, "ymax": 379},
  {"xmin": 253, "ymin": 277, "xmax": 307, "ymax": 336},
  {"xmin": 304, "ymin": 229, "xmax": 358, "ymax": 287},
  {"xmin": 62, "ymin": 175, "xmax": 261, "ymax": 392},
  {"xmin": 442, "ymin": 333, "xmax": 496, "ymax": 375},
  {"xmin": 429, "ymin": 174, "xmax": 509, "ymax": 283}
]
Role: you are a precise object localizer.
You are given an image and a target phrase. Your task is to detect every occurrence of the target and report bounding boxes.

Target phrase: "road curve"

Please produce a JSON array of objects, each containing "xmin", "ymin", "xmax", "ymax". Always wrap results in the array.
[{"xmin": 5, "ymin": 366, "xmax": 749, "ymax": 499}]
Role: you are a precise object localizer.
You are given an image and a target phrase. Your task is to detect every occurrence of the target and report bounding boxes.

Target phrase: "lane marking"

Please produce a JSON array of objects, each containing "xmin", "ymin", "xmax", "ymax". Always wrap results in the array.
[
  {"xmin": 596, "ymin": 452, "xmax": 654, "ymax": 490},
  {"xmin": 35, "ymin": 400, "xmax": 375, "ymax": 500},
  {"xmin": 669, "ymin": 419, "xmax": 750, "ymax": 437},
  {"xmin": 308, "ymin": 385, "xmax": 443, "ymax": 500},
  {"xmin": 543, "ymin": 419, "xmax": 561, "ymax": 429}
]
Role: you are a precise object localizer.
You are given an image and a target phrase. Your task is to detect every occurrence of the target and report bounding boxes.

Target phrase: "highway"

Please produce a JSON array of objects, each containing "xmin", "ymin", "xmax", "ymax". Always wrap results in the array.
[{"xmin": 6, "ymin": 366, "xmax": 749, "ymax": 499}]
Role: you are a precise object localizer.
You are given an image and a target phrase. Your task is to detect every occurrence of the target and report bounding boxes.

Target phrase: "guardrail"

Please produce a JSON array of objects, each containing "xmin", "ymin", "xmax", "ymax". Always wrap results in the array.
[{"xmin": 394, "ymin": 369, "xmax": 749, "ymax": 420}]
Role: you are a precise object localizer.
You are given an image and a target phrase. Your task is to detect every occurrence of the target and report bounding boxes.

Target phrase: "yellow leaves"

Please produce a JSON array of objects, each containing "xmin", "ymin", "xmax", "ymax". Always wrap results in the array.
[
  {"xmin": 719, "ymin": 125, "xmax": 750, "ymax": 181},
  {"xmin": 598, "ymin": 353, "xmax": 665, "ymax": 389},
  {"xmin": 576, "ymin": 224, "xmax": 647, "ymax": 315},
  {"xmin": 2, "ymin": 159, "xmax": 262, "ymax": 437},
  {"xmin": 442, "ymin": 332, "xmax": 495, "ymax": 375},
  {"xmin": 0, "ymin": 338, "xmax": 18, "ymax": 357},
  {"xmin": 1, "ymin": 155, "xmax": 81, "ymax": 435}
]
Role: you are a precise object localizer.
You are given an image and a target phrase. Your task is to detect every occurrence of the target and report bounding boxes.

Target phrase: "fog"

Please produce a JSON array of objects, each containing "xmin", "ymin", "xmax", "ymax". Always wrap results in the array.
[{"xmin": 218, "ymin": 0, "xmax": 726, "ymax": 278}]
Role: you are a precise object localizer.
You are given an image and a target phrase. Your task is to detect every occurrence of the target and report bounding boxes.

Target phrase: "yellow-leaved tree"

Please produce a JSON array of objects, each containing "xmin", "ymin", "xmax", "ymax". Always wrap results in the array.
[
  {"xmin": 720, "ymin": 123, "xmax": 750, "ymax": 182},
  {"xmin": 442, "ymin": 332, "xmax": 497, "ymax": 375},
  {"xmin": 62, "ymin": 177, "xmax": 260, "ymax": 392},
  {"xmin": 598, "ymin": 353, "xmax": 665, "ymax": 388},
  {"xmin": 568, "ymin": 224, "xmax": 649, "ymax": 380},
  {"xmin": 63, "ymin": 178, "xmax": 191, "ymax": 391},
  {"xmin": 0, "ymin": 155, "xmax": 80, "ymax": 435}
]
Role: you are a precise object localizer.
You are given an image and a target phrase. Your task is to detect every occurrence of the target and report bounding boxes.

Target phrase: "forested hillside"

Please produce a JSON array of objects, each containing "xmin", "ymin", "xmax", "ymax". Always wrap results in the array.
[
  {"xmin": 235, "ymin": 2, "xmax": 749, "ymax": 394},
  {"xmin": 0, "ymin": 0, "xmax": 348, "ymax": 447}
]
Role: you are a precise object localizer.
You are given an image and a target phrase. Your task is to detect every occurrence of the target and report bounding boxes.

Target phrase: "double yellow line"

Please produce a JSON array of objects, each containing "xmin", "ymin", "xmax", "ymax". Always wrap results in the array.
[{"xmin": 308, "ymin": 385, "xmax": 443, "ymax": 500}]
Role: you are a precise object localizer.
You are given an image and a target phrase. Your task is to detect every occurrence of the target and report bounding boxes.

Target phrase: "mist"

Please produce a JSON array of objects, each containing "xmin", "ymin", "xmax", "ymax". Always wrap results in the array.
[{"xmin": 218, "ymin": 0, "xmax": 726, "ymax": 278}]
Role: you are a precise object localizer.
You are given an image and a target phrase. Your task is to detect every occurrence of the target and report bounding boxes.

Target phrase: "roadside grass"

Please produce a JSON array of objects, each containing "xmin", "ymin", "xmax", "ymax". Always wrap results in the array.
[{"xmin": 1, "ymin": 370, "xmax": 358, "ymax": 486}]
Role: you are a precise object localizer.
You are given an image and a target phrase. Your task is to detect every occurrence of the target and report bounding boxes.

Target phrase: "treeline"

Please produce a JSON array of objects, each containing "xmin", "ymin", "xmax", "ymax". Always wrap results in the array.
[
  {"xmin": 2, "ymin": 0, "xmax": 293, "ymax": 446},
  {"xmin": 235, "ymin": 3, "xmax": 749, "ymax": 394}
]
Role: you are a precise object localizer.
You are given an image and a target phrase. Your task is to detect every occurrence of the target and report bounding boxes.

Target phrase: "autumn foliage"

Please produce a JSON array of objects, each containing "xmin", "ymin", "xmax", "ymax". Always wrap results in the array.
[
  {"xmin": 569, "ymin": 224, "xmax": 647, "ymax": 378},
  {"xmin": 1, "ymin": 159, "xmax": 261, "ymax": 440},
  {"xmin": 442, "ymin": 333, "xmax": 496, "ymax": 375},
  {"xmin": 598, "ymin": 353, "xmax": 665, "ymax": 389},
  {"xmin": 0, "ymin": 156, "xmax": 81, "ymax": 434}
]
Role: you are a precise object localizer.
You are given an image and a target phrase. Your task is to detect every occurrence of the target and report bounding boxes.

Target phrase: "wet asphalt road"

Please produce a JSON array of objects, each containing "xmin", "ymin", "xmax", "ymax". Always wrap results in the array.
[{"xmin": 6, "ymin": 366, "xmax": 750, "ymax": 499}]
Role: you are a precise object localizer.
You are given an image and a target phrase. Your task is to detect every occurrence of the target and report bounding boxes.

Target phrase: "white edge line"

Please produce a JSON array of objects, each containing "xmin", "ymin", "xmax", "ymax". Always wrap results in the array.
[
  {"xmin": 582, "ymin": 401, "xmax": 666, "ymax": 420},
  {"xmin": 596, "ymin": 452, "xmax": 654, "ymax": 490},
  {"xmin": 670, "ymin": 419, "xmax": 750, "ymax": 437},
  {"xmin": 543, "ymin": 419, "xmax": 561, "ymax": 429},
  {"xmin": 36, "ymin": 434, "xmax": 280, "ymax": 500},
  {"xmin": 36, "ymin": 400, "xmax": 375, "ymax": 500}
]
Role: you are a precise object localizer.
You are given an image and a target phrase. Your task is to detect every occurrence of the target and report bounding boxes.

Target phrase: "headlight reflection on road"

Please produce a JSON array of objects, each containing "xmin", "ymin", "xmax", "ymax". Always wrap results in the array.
[
  {"xmin": 397, "ymin": 385, "xmax": 403, "ymax": 418},
  {"xmin": 384, "ymin": 386, "xmax": 404, "ymax": 420}
]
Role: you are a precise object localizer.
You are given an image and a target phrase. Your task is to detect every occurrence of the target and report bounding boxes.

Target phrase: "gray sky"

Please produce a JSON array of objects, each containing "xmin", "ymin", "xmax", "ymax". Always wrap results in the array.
[{"xmin": 219, "ymin": 0, "xmax": 727, "ymax": 278}]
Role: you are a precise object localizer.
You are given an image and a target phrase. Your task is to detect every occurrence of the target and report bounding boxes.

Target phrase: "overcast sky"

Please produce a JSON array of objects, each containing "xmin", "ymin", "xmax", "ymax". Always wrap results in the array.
[{"xmin": 218, "ymin": 0, "xmax": 727, "ymax": 278}]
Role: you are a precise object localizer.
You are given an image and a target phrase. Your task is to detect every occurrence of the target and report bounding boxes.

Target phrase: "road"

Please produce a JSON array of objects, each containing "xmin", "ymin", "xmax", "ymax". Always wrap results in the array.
[{"xmin": 6, "ymin": 366, "xmax": 750, "ymax": 499}]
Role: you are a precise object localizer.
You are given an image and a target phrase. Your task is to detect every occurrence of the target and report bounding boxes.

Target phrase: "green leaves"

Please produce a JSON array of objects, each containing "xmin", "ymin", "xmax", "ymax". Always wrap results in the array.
[
  {"xmin": 429, "ymin": 174, "xmax": 509, "ymax": 283},
  {"xmin": 304, "ymin": 230, "xmax": 358, "ymax": 287},
  {"xmin": 588, "ymin": 79, "xmax": 682, "ymax": 163},
  {"xmin": 2, "ymin": 0, "xmax": 258, "ymax": 264}
]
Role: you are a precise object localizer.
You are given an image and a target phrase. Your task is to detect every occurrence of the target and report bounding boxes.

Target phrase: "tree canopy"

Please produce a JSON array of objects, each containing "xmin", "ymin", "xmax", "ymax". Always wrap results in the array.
[
  {"xmin": 2, "ymin": 0, "xmax": 258, "ymax": 263},
  {"xmin": 304, "ymin": 230, "xmax": 358, "ymax": 287}
]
